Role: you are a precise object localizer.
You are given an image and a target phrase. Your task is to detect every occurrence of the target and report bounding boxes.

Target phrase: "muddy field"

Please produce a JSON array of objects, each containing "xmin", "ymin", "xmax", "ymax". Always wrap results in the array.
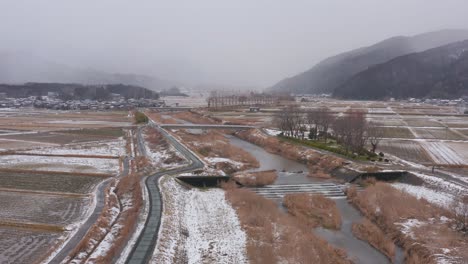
[
  {"xmin": 0, "ymin": 172, "xmax": 104, "ymax": 194},
  {"xmin": 378, "ymin": 140, "xmax": 433, "ymax": 164},
  {"xmin": 0, "ymin": 109, "xmax": 131, "ymax": 263},
  {"xmin": 0, "ymin": 109, "xmax": 132, "ymax": 131},
  {"xmin": 0, "ymin": 226, "xmax": 62, "ymax": 264},
  {"xmin": 0, "ymin": 191, "xmax": 91, "ymax": 226}
]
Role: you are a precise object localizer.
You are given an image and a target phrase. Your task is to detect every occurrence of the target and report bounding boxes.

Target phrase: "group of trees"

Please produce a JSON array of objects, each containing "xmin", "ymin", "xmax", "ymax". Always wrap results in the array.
[
  {"xmin": 274, "ymin": 106, "xmax": 384, "ymax": 154},
  {"xmin": 0, "ymin": 83, "xmax": 159, "ymax": 100}
]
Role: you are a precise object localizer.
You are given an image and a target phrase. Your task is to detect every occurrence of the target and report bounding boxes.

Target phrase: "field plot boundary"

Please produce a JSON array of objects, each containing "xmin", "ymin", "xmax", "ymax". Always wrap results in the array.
[
  {"xmin": 0, "ymin": 168, "xmax": 113, "ymax": 178},
  {"xmin": 0, "ymin": 187, "xmax": 90, "ymax": 198},
  {"xmin": 0, "ymin": 152, "xmax": 120, "ymax": 159},
  {"xmin": 0, "ymin": 220, "xmax": 65, "ymax": 232},
  {"xmin": 0, "ymin": 138, "xmax": 59, "ymax": 146}
]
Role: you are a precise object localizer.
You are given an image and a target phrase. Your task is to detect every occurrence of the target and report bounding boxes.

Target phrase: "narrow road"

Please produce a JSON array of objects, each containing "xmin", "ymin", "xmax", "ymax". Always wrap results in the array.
[
  {"xmin": 49, "ymin": 180, "xmax": 111, "ymax": 264},
  {"xmin": 49, "ymin": 157, "xmax": 130, "ymax": 264},
  {"xmin": 125, "ymin": 123, "xmax": 204, "ymax": 264}
]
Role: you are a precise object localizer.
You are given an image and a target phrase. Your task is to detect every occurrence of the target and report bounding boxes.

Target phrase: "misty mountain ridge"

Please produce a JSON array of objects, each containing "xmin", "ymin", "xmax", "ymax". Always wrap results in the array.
[
  {"xmin": 0, "ymin": 51, "xmax": 176, "ymax": 91},
  {"xmin": 333, "ymin": 39, "xmax": 468, "ymax": 99},
  {"xmin": 269, "ymin": 29, "xmax": 468, "ymax": 95}
]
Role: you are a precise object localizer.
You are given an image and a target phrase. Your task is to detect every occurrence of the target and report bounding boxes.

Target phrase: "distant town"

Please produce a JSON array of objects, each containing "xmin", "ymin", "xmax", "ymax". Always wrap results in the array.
[{"xmin": 0, "ymin": 92, "xmax": 164, "ymax": 110}]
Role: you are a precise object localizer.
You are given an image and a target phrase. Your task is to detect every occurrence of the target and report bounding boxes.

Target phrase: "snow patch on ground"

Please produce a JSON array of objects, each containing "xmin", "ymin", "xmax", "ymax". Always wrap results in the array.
[
  {"xmin": 264, "ymin": 128, "xmax": 282, "ymax": 136},
  {"xmin": 395, "ymin": 218, "xmax": 425, "ymax": 239},
  {"xmin": 411, "ymin": 172, "xmax": 466, "ymax": 195},
  {"xmin": 143, "ymin": 131, "xmax": 187, "ymax": 170},
  {"xmin": 0, "ymin": 155, "xmax": 119, "ymax": 174},
  {"xmin": 392, "ymin": 183, "xmax": 454, "ymax": 209},
  {"xmin": 153, "ymin": 177, "xmax": 247, "ymax": 263},
  {"xmin": 23, "ymin": 138, "xmax": 127, "ymax": 156},
  {"xmin": 86, "ymin": 193, "xmax": 122, "ymax": 263},
  {"xmin": 205, "ymin": 157, "xmax": 243, "ymax": 169}
]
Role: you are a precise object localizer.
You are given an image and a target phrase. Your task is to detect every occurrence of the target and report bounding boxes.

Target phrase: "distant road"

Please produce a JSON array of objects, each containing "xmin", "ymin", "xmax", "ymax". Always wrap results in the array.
[{"xmin": 159, "ymin": 124, "xmax": 254, "ymax": 130}]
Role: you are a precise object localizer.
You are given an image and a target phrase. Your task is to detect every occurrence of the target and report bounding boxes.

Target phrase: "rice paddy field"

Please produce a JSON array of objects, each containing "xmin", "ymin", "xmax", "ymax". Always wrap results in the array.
[
  {"xmin": 378, "ymin": 140, "xmax": 433, "ymax": 164},
  {"xmin": 0, "ymin": 191, "xmax": 91, "ymax": 226},
  {"xmin": 208, "ymin": 99, "xmax": 468, "ymax": 167},
  {"xmin": 412, "ymin": 128, "xmax": 465, "ymax": 140},
  {"xmin": 0, "ymin": 109, "xmax": 128, "ymax": 263},
  {"xmin": 0, "ymin": 171, "xmax": 105, "ymax": 195},
  {"xmin": 0, "ymin": 227, "xmax": 62, "ymax": 264}
]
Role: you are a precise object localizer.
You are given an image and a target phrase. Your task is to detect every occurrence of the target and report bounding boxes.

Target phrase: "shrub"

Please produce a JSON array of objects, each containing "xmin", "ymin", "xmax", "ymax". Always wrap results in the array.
[
  {"xmin": 379, "ymin": 152, "xmax": 385, "ymax": 157},
  {"xmin": 134, "ymin": 111, "xmax": 148, "ymax": 124},
  {"xmin": 233, "ymin": 170, "xmax": 277, "ymax": 187},
  {"xmin": 283, "ymin": 193, "xmax": 341, "ymax": 229},
  {"xmin": 361, "ymin": 177, "xmax": 377, "ymax": 187},
  {"xmin": 352, "ymin": 219, "xmax": 395, "ymax": 261},
  {"xmin": 348, "ymin": 182, "xmax": 467, "ymax": 263}
]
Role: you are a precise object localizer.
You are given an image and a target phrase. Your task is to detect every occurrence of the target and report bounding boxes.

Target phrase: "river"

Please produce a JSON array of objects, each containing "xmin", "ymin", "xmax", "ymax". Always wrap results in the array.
[{"xmin": 228, "ymin": 135, "xmax": 404, "ymax": 264}]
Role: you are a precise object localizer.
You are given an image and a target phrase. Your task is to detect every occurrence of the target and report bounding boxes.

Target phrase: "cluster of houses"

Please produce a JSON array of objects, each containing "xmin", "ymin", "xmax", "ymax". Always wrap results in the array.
[{"xmin": 0, "ymin": 93, "xmax": 165, "ymax": 110}]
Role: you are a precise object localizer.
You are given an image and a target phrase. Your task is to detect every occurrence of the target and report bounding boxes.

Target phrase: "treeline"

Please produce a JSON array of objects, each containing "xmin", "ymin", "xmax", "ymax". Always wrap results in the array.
[
  {"xmin": 274, "ymin": 106, "xmax": 384, "ymax": 154},
  {"xmin": 0, "ymin": 83, "xmax": 159, "ymax": 100}
]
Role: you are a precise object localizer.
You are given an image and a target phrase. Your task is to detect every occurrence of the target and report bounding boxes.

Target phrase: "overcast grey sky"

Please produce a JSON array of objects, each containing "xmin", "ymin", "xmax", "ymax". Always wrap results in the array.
[{"xmin": 1, "ymin": 0, "xmax": 468, "ymax": 87}]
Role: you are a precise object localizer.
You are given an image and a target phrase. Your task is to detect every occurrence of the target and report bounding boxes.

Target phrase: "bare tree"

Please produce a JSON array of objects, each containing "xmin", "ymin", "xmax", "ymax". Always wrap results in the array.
[
  {"xmin": 306, "ymin": 107, "xmax": 335, "ymax": 141},
  {"xmin": 316, "ymin": 107, "xmax": 334, "ymax": 142},
  {"xmin": 367, "ymin": 122, "xmax": 384, "ymax": 153},
  {"xmin": 306, "ymin": 109, "xmax": 319, "ymax": 140},
  {"xmin": 347, "ymin": 109, "xmax": 368, "ymax": 153},
  {"xmin": 332, "ymin": 116, "xmax": 352, "ymax": 152}
]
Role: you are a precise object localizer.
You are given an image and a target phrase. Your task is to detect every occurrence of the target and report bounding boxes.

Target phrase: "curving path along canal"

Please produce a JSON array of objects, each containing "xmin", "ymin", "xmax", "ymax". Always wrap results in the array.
[{"xmin": 125, "ymin": 123, "xmax": 204, "ymax": 264}]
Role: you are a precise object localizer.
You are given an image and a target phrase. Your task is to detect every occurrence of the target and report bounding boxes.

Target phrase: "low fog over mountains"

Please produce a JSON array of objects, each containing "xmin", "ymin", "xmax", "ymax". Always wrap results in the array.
[
  {"xmin": 333, "ymin": 39, "xmax": 468, "ymax": 99},
  {"xmin": 269, "ymin": 29, "xmax": 468, "ymax": 98},
  {"xmin": 0, "ymin": 52, "xmax": 175, "ymax": 91}
]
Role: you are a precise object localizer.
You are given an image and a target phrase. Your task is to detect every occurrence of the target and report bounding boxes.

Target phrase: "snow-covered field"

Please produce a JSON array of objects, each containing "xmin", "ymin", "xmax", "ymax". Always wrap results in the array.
[
  {"xmin": 23, "ymin": 138, "xmax": 127, "ymax": 157},
  {"xmin": 421, "ymin": 141, "xmax": 466, "ymax": 164},
  {"xmin": 47, "ymin": 120, "xmax": 131, "ymax": 126},
  {"xmin": 153, "ymin": 177, "xmax": 247, "ymax": 264},
  {"xmin": 0, "ymin": 155, "xmax": 119, "ymax": 174}
]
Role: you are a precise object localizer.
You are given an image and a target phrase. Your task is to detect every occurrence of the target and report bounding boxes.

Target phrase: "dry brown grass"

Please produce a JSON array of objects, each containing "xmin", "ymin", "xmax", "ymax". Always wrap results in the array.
[
  {"xmin": 134, "ymin": 156, "xmax": 152, "ymax": 172},
  {"xmin": 174, "ymin": 130, "xmax": 259, "ymax": 172},
  {"xmin": 145, "ymin": 111, "xmax": 180, "ymax": 124},
  {"xmin": 236, "ymin": 129, "xmax": 343, "ymax": 176},
  {"xmin": 92, "ymin": 172, "xmax": 143, "ymax": 263},
  {"xmin": 67, "ymin": 182, "xmax": 120, "ymax": 262},
  {"xmin": 0, "ymin": 220, "xmax": 65, "ymax": 232},
  {"xmin": 223, "ymin": 183, "xmax": 351, "ymax": 264},
  {"xmin": 143, "ymin": 127, "xmax": 184, "ymax": 167},
  {"xmin": 352, "ymin": 219, "xmax": 395, "ymax": 261},
  {"xmin": 232, "ymin": 170, "xmax": 277, "ymax": 187},
  {"xmin": 223, "ymin": 117, "xmax": 262, "ymax": 125},
  {"xmin": 283, "ymin": 193, "xmax": 341, "ymax": 229},
  {"xmin": 171, "ymin": 111, "xmax": 218, "ymax": 124},
  {"xmin": 348, "ymin": 182, "xmax": 468, "ymax": 263},
  {"xmin": 362, "ymin": 166, "xmax": 381, "ymax": 173},
  {"xmin": 361, "ymin": 177, "xmax": 377, "ymax": 187}
]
